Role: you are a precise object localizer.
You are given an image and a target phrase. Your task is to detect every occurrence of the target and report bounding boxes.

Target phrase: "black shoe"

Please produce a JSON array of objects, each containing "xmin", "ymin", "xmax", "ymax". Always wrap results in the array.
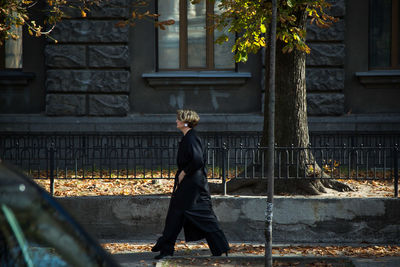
[
  {"xmin": 154, "ymin": 251, "xmax": 173, "ymax": 260},
  {"xmin": 151, "ymin": 237, "xmax": 164, "ymax": 252},
  {"xmin": 151, "ymin": 243, "xmax": 161, "ymax": 252},
  {"xmin": 212, "ymin": 251, "xmax": 229, "ymax": 257}
]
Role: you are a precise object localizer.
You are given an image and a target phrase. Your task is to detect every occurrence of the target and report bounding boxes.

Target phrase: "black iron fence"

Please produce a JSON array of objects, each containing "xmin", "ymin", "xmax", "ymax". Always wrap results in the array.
[{"xmin": 0, "ymin": 132, "xmax": 399, "ymax": 197}]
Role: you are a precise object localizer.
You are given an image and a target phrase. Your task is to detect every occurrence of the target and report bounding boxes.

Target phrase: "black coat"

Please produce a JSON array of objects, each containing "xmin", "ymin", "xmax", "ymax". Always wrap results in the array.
[{"xmin": 170, "ymin": 129, "xmax": 221, "ymax": 241}]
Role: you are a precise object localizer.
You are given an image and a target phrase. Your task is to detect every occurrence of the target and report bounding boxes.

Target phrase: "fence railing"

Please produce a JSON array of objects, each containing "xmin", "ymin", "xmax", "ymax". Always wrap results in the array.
[
  {"xmin": 0, "ymin": 132, "xmax": 399, "ymax": 197},
  {"xmin": 3, "ymin": 131, "xmax": 400, "ymax": 150}
]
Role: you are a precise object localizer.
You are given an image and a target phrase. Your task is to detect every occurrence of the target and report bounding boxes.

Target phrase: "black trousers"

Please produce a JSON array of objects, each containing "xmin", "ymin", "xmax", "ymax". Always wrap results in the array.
[{"xmin": 157, "ymin": 206, "xmax": 230, "ymax": 256}]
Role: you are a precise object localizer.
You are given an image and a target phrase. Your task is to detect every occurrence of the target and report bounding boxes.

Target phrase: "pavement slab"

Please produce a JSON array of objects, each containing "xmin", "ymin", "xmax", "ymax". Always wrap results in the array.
[
  {"xmin": 103, "ymin": 241, "xmax": 400, "ymax": 267},
  {"xmin": 351, "ymin": 257, "xmax": 400, "ymax": 267}
]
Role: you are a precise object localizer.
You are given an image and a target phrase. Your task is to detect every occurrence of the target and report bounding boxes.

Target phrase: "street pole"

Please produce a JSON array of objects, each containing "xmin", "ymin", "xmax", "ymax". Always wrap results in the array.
[{"xmin": 265, "ymin": 0, "xmax": 277, "ymax": 266}]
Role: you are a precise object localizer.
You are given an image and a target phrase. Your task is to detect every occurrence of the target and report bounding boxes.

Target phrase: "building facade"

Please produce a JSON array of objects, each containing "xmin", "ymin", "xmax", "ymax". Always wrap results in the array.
[{"xmin": 0, "ymin": 0, "xmax": 399, "ymax": 133}]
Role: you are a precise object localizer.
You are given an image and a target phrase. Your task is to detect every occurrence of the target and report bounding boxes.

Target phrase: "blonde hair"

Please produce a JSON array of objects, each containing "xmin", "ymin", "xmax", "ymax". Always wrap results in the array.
[{"xmin": 176, "ymin": 109, "xmax": 200, "ymax": 128}]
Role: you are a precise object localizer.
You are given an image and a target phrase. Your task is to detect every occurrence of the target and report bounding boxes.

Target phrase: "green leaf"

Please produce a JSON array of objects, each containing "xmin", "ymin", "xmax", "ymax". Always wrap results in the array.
[
  {"xmin": 287, "ymin": 0, "xmax": 294, "ymax": 8},
  {"xmin": 215, "ymin": 34, "xmax": 228, "ymax": 44},
  {"xmin": 260, "ymin": 24, "xmax": 266, "ymax": 33}
]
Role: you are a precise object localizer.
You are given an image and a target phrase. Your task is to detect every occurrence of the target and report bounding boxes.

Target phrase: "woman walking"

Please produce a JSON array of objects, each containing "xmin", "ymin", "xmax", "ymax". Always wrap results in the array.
[{"xmin": 152, "ymin": 109, "xmax": 230, "ymax": 259}]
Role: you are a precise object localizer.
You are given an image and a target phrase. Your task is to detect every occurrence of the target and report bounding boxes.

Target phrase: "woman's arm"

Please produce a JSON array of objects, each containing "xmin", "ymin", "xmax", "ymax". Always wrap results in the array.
[
  {"xmin": 178, "ymin": 170, "xmax": 185, "ymax": 183},
  {"xmin": 183, "ymin": 137, "xmax": 204, "ymax": 175},
  {"xmin": 179, "ymin": 136, "xmax": 204, "ymax": 183}
]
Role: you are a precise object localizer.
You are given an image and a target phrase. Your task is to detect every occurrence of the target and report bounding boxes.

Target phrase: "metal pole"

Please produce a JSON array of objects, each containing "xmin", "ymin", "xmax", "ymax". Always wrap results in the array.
[
  {"xmin": 394, "ymin": 145, "xmax": 399, "ymax": 198},
  {"xmin": 222, "ymin": 142, "xmax": 227, "ymax": 196},
  {"xmin": 265, "ymin": 0, "xmax": 277, "ymax": 266},
  {"xmin": 49, "ymin": 142, "xmax": 55, "ymax": 196}
]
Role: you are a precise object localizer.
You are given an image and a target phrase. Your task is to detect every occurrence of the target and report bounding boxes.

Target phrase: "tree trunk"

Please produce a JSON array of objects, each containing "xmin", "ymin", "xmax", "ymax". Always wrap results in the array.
[
  {"xmin": 263, "ymin": 8, "xmax": 318, "ymax": 194},
  {"xmin": 263, "ymin": 13, "xmax": 310, "ymax": 151},
  {"xmin": 261, "ymin": 7, "xmax": 350, "ymax": 195},
  {"xmin": 209, "ymin": 7, "xmax": 352, "ymax": 196}
]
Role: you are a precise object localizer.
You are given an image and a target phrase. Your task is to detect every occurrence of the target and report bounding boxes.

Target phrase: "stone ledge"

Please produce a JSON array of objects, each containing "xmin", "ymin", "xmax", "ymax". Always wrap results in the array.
[
  {"xmin": 0, "ymin": 71, "xmax": 35, "ymax": 86},
  {"xmin": 142, "ymin": 72, "xmax": 251, "ymax": 90},
  {"xmin": 355, "ymin": 70, "xmax": 400, "ymax": 89},
  {"xmin": 0, "ymin": 114, "xmax": 263, "ymax": 132},
  {"xmin": 1, "ymin": 114, "xmax": 400, "ymax": 133}
]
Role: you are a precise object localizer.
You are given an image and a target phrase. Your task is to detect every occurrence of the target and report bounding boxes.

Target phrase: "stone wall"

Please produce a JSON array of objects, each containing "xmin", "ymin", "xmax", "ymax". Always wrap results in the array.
[
  {"xmin": 58, "ymin": 196, "xmax": 400, "ymax": 244},
  {"xmin": 44, "ymin": 0, "xmax": 346, "ymax": 117},
  {"xmin": 306, "ymin": 0, "xmax": 345, "ymax": 116},
  {"xmin": 45, "ymin": 0, "xmax": 130, "ymax": 116}
]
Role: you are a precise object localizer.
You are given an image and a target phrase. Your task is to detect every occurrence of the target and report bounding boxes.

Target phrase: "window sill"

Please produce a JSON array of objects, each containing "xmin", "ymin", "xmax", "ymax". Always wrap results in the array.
[
  {"xmin": 142, "ymin": 71, "xmax": 251, "ymax": 90},
  {"xmin": 355, "ymin": 70, "xmax": 400, "ymax": 89},
  {"xmin": 0, "ymin": 71, "xmax": 35, "ymax": 86}
]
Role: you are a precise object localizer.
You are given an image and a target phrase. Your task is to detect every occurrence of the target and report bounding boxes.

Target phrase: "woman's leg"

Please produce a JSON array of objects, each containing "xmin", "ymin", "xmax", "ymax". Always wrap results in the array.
[
  {"xmin": 153, "ymin": 202, "xmax": 185, "ymax": 257},
  {"xmin": 160, "ymin": 207, "xmax": 185, "ymax": 254},
  {"xmin": 153, "ymin": 181, "xmax": 197, "ymax": 258},
  {"xmin": 205, "ymin": 230, "xmax": 230, "ymax": 256}
]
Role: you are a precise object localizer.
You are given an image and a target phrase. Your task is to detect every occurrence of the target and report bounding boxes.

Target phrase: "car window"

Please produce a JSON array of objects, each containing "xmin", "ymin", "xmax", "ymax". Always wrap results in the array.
[{"xmin": 0, "ymin": 204, "xmax": 71, "ymax": 267}]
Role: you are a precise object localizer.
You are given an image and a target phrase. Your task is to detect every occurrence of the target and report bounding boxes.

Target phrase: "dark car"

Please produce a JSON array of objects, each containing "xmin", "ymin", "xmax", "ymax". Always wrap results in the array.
[{"xmin": 0, "ymin": 162, "xmax": 119, "ymax": 267}]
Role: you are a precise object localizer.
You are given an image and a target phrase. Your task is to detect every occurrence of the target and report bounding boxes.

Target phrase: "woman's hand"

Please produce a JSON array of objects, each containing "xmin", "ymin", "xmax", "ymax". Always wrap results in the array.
[{"xmin": 178, "ymin": 171, "xmax": 186, "ymax": 183}]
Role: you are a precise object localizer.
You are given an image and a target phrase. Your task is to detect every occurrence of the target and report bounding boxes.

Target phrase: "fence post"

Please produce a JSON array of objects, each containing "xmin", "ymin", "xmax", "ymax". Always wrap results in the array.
[
  {"xmin": 49, "ymin": 142, "xmax": 55, "ymax": 196},
  {"xmin": 222, "ymin": 142, "xmax": 227, "ymax": 196},
  {"xmin": 394, "ymin": 145, "xmax": 399, "ymax": 198}
]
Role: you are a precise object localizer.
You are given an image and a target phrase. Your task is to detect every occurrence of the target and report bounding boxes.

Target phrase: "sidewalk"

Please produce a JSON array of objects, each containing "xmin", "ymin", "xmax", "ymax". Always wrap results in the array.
[
  {"xmin": 114, "ymin": 251, "xmax": 400, "ymax": 267},
  {"xmin": 102, "ymin": 241, "xmax": 400, "ymax": 267},
  {"xmin": 158, "ymin": 256, "xmax": 400, "ymax": 267}
]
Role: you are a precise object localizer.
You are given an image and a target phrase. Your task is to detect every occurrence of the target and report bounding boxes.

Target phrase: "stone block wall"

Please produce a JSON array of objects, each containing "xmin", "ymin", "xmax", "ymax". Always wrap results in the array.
[
  {"xmin": 45, "ymin": 0, "xmax": 130, "ymax": 116},
  {"xmin": 44, "ymin": 0, "xmax": 345, "ymax": 117},
  {"xmin": 306, "ymin": 0, "xmax": 345, "ymax": 116}
]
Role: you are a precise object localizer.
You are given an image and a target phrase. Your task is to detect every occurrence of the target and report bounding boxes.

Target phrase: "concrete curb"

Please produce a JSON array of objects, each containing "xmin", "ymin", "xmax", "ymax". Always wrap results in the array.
[{"xmin": 58, "ymin": 196, "xmax": 400, "ymax": 244}]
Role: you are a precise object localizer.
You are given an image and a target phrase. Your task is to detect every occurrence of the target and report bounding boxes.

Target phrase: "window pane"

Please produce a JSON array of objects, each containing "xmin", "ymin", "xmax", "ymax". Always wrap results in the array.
[
  {"xmin": 187, "ymin": 0, "xmax": 206, "ymax": 68},
  {"xmin": 369, "ymin": 0, "xmax": 392, "ymax": 68},
  {"xmin": 5, "ymin": 26, "xmax": 22, "ymax": 69},
  {"xmin": 214, "ymin": 0, "xmax": 235, "ymax": 69},
  {"xmin": 158, "ymin": 0, "xmax": 180, "ymax": 69}
]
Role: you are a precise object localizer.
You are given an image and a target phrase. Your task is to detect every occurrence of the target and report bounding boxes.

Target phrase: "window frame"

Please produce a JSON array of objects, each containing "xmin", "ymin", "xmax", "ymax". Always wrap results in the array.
[
  {"xmin": 392, "ymin": 0, "xmax": 399, "ymax": 68},
  {"xmin": 369, "ymin": 0, "xmax": 400, "ymax": 70},
  {"xmin": 156, "ymin": 0, "xmax": 236, "ymax": 72}
]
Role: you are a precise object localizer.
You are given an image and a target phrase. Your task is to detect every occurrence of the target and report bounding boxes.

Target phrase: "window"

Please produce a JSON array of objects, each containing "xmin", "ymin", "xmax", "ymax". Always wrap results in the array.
[
  {"xmin": 369, "ymin": 0, "xmax": 399, "ymax": 69},
  {"xmin": 157, "ymin": 0, "xmax": 235, "ymax": 70},
  {"xmin": 0, "ymin": 26, "xmax": 35, "ymax": 87}
]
